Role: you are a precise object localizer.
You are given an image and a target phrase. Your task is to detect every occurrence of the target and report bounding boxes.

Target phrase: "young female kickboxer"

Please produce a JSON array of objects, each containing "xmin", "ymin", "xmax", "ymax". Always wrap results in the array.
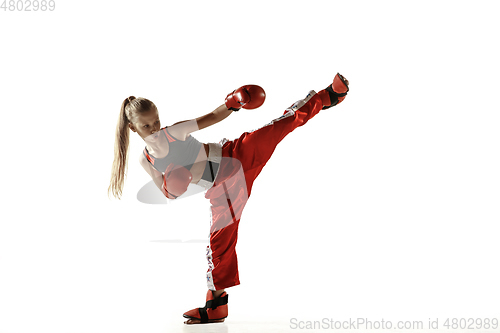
[{"xmin": 108, "ymin": 73, "xmax": 349, "ymax": 324}]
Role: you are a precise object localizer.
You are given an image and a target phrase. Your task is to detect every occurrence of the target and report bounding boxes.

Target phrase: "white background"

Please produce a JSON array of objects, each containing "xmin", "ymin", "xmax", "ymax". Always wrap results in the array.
[{"xmin": 1, "ymin": 1, "xmax": 499, "ymax": 332}]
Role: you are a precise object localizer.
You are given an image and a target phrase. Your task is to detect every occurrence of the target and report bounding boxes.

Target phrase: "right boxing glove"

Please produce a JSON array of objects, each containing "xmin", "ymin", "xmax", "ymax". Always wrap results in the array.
[
  {"xmin": 161, "ymin": 163, "xmax": 193, "ymax": 199},
  {"xmin": 225, "ymin": 85, "xmax": 266, "ymax": 111}
]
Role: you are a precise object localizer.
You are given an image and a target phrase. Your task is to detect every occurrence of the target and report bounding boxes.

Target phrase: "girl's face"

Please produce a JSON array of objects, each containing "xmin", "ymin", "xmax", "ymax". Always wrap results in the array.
[{"xmin": 129, "ymin": 109, "xmax": 161, "ymax": 141}]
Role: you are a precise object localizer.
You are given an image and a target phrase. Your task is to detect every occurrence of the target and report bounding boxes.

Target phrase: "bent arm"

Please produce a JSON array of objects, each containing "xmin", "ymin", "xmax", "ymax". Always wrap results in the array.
[{"xmin": 139, "ymin": 153, "xmax": 164, "ymax": 193}]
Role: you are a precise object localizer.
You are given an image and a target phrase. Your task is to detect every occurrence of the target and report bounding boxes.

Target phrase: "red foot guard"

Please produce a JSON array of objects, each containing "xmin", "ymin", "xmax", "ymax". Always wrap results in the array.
[
  {"xmin": 318, "ymin": 73, "xmax": 349, "ymax": 109},
  {"xmin": 183, "ymin": 290, "xmax": 228, "ymax": 324}
]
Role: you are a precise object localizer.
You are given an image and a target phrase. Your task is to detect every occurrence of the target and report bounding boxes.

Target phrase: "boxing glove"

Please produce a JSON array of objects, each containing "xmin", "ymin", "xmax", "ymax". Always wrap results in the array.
[
  {"xmin": 225, "ymin": 85, "xmax": 266, "ymax": 111},
  {"xmin": 319, "ymin": 73, "xmax": 349, "ymax": 109},
  {"xmin": 161, "ymin": 163, "xmax": 193, "ymax": 199}
]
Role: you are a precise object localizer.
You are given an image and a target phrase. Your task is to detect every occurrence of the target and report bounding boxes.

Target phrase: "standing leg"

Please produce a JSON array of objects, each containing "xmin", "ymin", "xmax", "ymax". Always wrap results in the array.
[{"xmin": 183, "ymin": 150, "xmax": 247, "ymax": 325}]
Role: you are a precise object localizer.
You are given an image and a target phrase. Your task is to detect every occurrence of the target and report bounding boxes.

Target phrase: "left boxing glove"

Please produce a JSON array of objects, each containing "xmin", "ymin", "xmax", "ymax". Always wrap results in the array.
[
  {"xmin": 225, "ymin": 85, "xmax": 266, "ymax": 111},
  {"xmin": 161, "ymin": 163, "xmax": 193, "ymax": 199}
]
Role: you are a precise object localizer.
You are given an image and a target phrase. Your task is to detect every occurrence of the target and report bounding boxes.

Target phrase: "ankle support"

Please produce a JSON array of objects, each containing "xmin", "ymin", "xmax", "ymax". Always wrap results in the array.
[{"xmin": 198, "ymin": 294, "xmax": 228, "ymax": 323}]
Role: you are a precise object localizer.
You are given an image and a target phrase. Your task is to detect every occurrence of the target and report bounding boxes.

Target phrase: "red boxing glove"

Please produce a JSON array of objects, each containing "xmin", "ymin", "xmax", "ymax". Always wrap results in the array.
[
  {"xmin": 225, "ymin": 85, "xmax": 266, "ymax": 111},
  {"xmin": 161, "ymin": 164, "xmax": 193, "ymax": 199}
]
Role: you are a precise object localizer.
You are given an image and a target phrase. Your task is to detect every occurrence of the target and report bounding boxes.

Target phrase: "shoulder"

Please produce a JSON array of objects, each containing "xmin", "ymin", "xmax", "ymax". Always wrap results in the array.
[
  {"xmin": 167, "ymin": 126, "xmax": 188, "ymax": 141},
  {"xmin": 139, "ymin": 150, "xmax": 149, "ymax": 167},
  {"xmin": 139, "ymin": 149, "xmax": 155, "ymax": 168},
  {"xmin": 139, "ymin": 151, "xmax": 163, "ymax": 176}
]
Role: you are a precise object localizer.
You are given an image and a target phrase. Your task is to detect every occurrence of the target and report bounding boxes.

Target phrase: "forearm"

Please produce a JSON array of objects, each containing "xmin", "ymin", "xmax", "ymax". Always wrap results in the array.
[
  {"xmin": 194, "ymin": 104, "xmax": 234, "ymax": 131},
  {"xmin": 211, "ymin": 104, "xmax": 234, "ymax": 124}
]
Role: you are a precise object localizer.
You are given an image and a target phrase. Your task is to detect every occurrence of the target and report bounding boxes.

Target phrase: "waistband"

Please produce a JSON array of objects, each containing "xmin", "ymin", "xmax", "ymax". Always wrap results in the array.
[{"xmin": 196, "ymin": 142, "xmax": 222, "ymax": 190}]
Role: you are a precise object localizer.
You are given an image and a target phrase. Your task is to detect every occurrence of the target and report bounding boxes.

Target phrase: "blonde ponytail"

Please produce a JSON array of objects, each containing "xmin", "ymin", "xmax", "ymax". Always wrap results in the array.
[
  {"xmin": 108, "ymin": 96, "xmax": 157, "ymax": 199},
  {"xmin": 108, "ymin": 96, "xmax": 135, "ymax": 199}
]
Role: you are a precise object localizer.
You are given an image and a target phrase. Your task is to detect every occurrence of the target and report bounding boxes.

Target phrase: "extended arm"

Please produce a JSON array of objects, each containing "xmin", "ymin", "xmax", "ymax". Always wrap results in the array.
[
  {"xmin": 169, "ymin": 84, "xmax": 266, "ymax": 138},
  {"xmin": 165, "ymin": 104, "xmax": 232, "ymax": 140}
]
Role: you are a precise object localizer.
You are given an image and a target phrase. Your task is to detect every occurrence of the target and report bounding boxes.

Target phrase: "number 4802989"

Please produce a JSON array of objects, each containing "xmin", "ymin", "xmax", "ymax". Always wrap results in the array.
[{"xmin": 1, "ymin": 0, "xmax": 56, "ymax": 11}]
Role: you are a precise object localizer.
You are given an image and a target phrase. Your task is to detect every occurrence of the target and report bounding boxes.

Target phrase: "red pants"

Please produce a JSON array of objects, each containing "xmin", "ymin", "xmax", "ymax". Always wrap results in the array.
[{"xmin": 204, "ymin": 90, "xmax": 324, "ymax": 290}]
